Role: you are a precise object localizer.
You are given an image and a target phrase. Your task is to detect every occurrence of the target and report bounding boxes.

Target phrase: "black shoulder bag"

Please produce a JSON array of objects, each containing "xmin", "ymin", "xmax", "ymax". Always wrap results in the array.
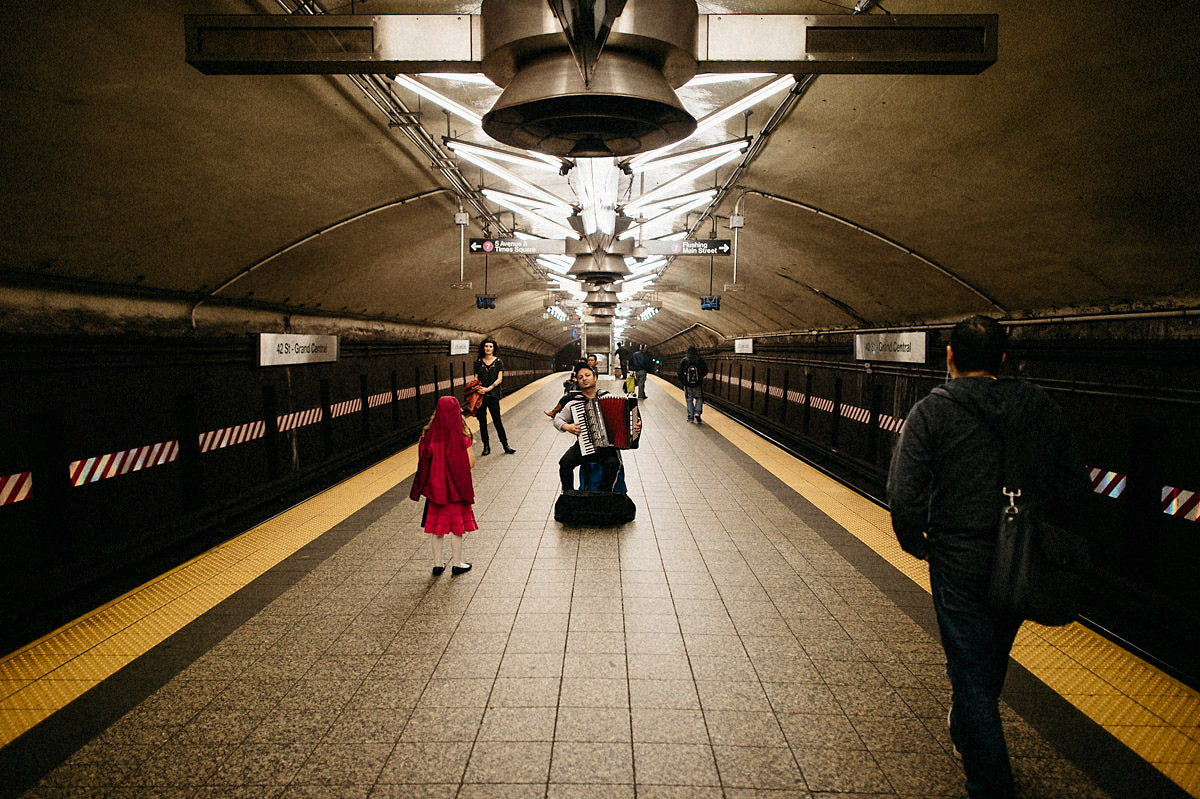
[
  {"xmin": 991, "ymin": 430, "xmax": 1092, "ymax": 626},
  {"xmin": 938, "ymin": 387, "xmax": 1092, "ymax": 626}
]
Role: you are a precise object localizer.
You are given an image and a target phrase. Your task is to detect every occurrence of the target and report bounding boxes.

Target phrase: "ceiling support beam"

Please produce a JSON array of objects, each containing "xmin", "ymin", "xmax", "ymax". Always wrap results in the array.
[{"xmin": 185, "ymin": 13, "xmax": 996, "ymax": 76}]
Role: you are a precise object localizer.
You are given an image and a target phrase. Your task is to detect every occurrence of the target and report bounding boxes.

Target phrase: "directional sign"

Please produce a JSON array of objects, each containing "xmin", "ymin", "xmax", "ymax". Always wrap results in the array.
[
  {"xmin": 469, "ymin": 238, "xmax": 567, "ymax": 255},
  {"xmin": 641, "ymin": 239, "xmax": 732, "ymax": 256}
]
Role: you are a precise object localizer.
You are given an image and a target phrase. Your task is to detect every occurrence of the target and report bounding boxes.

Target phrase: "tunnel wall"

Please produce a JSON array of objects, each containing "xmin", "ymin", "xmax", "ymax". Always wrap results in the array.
[
  {"xmin": 663, "ymin": 319, "xmax": 1200, "ymax": 686},
  {"xmin": 0, "ymin": 334, "xmax": 552, "ymax": 653}
]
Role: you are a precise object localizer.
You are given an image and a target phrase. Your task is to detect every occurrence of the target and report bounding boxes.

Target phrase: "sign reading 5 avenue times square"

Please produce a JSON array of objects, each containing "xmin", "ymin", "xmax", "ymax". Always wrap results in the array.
[
  {"xmin": 854, "ymin": 331, "xmax": 926, "ymax": 364},
  {"xmin": 259, "ymin": 333, "xmax": 339, "ymax": 366}
]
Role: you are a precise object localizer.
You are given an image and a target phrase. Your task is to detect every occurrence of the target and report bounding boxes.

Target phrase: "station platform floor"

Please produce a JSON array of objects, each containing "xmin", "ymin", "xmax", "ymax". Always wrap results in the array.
[{"xmin": 1, "ymin": 373, "xmax": 1197, "ymax": 798}]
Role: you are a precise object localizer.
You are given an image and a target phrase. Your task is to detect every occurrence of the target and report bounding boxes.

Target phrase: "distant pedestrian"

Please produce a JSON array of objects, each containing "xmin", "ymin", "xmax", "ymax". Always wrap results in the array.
[
  {"xmin": 410, "ymin": 396, "xmax": 477, "ymax": 576},
  {"xmin": 676, "ymin": 346, "xmax": 708, "ymax": 423},
  {"xmin": 887, "ymin": 315, "xmax": 1087, "ymax": 798},
  {"xmin": 629, "ymin": 344, "xmax": 651, "ymax": 399},
  {"xmin": 474, "ymin": 338, "xmax": 515, "ymax": 455}
]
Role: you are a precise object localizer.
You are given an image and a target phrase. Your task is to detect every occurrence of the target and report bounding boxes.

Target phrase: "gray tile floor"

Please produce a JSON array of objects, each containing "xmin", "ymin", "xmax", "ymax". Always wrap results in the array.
[{"xmin": 9, "ymin": 379, "xmax": 1139, "ymax": 797}]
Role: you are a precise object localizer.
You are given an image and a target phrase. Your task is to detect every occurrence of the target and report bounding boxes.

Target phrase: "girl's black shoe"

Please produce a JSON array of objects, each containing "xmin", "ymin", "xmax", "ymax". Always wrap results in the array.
[
  {"xmin": 451, "ymin": 563, "xmax": 472, "ymax": 575},
  {"xmin": 481, "ymin": 446, "xmax": 491, "ymax": 455},
  {"xmin": 432, "ymin": 564, "xmax": 445, "ymax": 576}
]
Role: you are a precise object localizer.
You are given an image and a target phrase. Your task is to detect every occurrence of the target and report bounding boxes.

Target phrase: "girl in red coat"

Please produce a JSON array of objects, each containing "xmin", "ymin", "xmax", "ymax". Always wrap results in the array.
[{"xmin": 410, "ymin": 395, "xmax": 477, "ymax": 575}]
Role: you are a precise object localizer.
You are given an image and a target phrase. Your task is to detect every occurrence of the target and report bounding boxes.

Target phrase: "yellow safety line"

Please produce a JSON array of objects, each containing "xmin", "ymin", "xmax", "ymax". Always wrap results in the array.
[
  {"xmin": 0, "ymin": 376, "xmax": 557, "ymax": 749},
  {"xmin": 657, "ymin": 379, "xmax": 1200, "ymax": 795}
]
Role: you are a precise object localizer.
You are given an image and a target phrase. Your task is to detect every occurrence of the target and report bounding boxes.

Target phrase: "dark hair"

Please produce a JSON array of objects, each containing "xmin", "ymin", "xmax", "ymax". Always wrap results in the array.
[
  {"xmin": 477, "ymin": 338, "xmax": 498, "ymax": 358},
  {"xmin": 949, "ymin": 315, "xmax": 1007, "ymax": 374},
  {"xmin": 575, "ymin": 364, "xmax": 596, "ymax": 379}
]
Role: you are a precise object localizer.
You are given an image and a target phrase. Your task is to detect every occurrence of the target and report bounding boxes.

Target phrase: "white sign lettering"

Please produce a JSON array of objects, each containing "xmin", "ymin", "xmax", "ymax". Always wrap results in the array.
[
  {"xmin": 854, "ymin": 332, "xmax": 926, "ymax": 363},
  {"xmin": 259, "ymin": 333, "xmax": 339, "ymax": 366}
]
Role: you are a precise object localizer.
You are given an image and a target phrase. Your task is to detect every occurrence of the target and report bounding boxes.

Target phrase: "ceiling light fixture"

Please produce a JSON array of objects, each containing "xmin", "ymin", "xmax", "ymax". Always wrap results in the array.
[
  {"xmin": 622, "ymin": 152, "xmax": 741, "ymax": 216},
  {"xmin": 629, "ymin": 75, "xmax": 795, "ymax": 169},
  {"xmin": 682, "ymin": 72, "xmax": 774, "ymax": 88},
  {"xmin": 443, "ymin": 137, "xmax": 563, "ymax": 171},
  {"xmin": 453, "ymin": 148, "xmax": 573, "ymax": 209},
  {"xmin": 483, "ymin": 191, "xmax": 580, "ymax": 240},
  {"xmin": 626, "ymin": 138, "xmax": 749, "ymax": 174},
  {"xmin": 481, "ymin": 188, "xmax": 572, "ymax": 215},
  {"xmin": 393, "ymin": 74, "xmax": 483, "ymax": 127}
]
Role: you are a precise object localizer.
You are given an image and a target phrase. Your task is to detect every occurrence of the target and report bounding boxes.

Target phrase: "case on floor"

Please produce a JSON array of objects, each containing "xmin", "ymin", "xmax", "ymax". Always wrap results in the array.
[{"xmin": 554, "ymin": 490, "xmax": 636, "ymax": 526}]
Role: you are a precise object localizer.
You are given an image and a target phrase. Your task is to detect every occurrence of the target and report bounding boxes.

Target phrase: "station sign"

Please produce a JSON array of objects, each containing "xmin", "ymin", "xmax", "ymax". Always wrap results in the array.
[
  {"xmin": 641, "ymin": 239, "xmax": 732, "ymax": 256},
  {"xmin": 259, "ymin": 333, "xmax": 338, "ymax": 366},
  {"xmin": 854, "ymin": 331, "xmax": 926, "ymax": 364},
  {"xmin": 469, "ymin": 237, "xmax": 567, "ymax": 255}
]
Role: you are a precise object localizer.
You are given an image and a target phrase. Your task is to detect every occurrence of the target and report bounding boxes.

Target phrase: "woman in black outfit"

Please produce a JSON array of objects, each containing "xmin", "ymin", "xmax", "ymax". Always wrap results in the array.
[{"xmin": 474, "ymin": 338, "xmax": 515, "ymax": 455}]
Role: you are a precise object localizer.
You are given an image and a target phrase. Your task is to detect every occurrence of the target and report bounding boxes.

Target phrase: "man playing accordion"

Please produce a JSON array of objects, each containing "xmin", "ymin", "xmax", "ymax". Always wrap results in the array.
[{"xmin": 551, "ymin": 364, "xmax": 641, "ymax": 493}]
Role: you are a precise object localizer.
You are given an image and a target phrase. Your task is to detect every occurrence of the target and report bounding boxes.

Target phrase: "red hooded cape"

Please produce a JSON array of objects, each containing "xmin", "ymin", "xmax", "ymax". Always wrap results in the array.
[{"xmin": 410, "ymin": 396, "xmax": 474, "ymax": 505}]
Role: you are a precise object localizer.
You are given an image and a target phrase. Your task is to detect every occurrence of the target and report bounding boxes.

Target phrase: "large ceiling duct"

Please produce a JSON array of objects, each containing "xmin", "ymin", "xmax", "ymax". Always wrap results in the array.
[
  {"xmin": 481, "ymin": 0, "xmax": 698, "ymax": 157},
  {"xmin": 568, "ymin": 252, "xmax": 631, "ymax": 284},
  {"xmin": 584, "ymin": 287, "xmax": 620, "ymax": 307}
]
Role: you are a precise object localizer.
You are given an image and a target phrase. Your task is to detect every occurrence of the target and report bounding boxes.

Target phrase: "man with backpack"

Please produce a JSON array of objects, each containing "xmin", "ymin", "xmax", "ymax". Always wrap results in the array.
[
  {"xmin": 676, "ymin": 346, "xmax": 708, "ymax": 423},
  {"xmin": 629, "ymin": 344, "xmax": 651, "ymax": 399},
  {"xmin": 887, "ymin": 315, "xmax": 1087, "ymax": 799}
]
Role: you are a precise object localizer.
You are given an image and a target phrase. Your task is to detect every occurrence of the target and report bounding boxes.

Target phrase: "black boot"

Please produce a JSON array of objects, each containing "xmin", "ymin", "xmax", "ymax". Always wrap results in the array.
[
  {"xmin": 502, "ymin": 442, "xmax": 516, "ymax": 454},
  {"xmin": 481, "ymin": 444, "xmax": 491, "ymax": 455}
]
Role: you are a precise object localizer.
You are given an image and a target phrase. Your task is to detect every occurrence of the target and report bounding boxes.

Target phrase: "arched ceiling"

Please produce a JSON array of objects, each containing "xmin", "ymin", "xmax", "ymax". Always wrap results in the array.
[{"xmin": 1, "ymin": 1, "xmax": 1197, "ymax": 356}]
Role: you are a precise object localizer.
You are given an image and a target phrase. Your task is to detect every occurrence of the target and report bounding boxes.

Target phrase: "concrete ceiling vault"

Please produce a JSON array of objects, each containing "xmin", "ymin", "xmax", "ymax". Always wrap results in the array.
[{"xmin": 1, "ymin": 1, "xmax": 1197, "ymax": 357}]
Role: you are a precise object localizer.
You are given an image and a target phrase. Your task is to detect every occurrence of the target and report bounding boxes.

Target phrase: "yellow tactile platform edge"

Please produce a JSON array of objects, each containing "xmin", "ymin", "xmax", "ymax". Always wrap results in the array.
[
  {"xmin": 658, "ymin": 380, "xmax": 1200, "ymax": 796},
  {"xmin": 0, "ymin": 377, "xmax": 555, "ymax": 750}
]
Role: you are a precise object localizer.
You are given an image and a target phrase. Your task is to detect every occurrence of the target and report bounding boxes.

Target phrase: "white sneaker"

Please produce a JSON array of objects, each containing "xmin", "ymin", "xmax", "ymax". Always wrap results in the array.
[{"xmin": 947, "ymin": 706, "xmax": 961, "ymax": 758}]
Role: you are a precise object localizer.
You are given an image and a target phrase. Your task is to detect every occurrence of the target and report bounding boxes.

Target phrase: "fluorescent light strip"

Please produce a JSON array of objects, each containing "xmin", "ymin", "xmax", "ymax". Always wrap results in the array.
[
  {"xmin": 420, "ymin": 73, "xmax": 498, "ymax": 86},
  {"xmin": 620, "ymin": 192, "xmax": 718, "ymax": 241},
  {"xmin": 629, "ymin": 75, "xmax": 795, "ymax": 169},
  {"xmin": 393, "ymin": 75, "xmax": 482, "ymax": 126},
  {"xmin": 444, "ymin": 138, "xmax": 563, "ymax": 171},
  {"xmin": 623, "ymin": 152, "xmax": 740, "ymax": 215},
  {"xmin": 454, "ymin": 149, "xmax": 573, "ymax": 209},
  {"xmin": 538, "ymin": 256, "xmax": 572, "ymax": 274},
  {"xmin": 482, "ymin": 188, "xmax": 570, "ymax": 215},
  {"xmin": 632, "ymin": 188, "xmax": 719, "ymax": 218},
  {"xmin": 683, "ymin": 72, "xmax": 774, "ymax": 87},
  {"xmin": 484, "ymin": 192, "xmax": 580, "ymax": 240},
  {"xmin": 629, "ymin": 139, "xmax": 748, "ymax": 174}
]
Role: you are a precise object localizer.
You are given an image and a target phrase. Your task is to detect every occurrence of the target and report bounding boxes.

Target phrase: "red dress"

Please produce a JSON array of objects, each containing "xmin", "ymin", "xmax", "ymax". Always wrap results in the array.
[{"xmin": 410, "ymin": 413, "xmax": 478, "ymax": 536}]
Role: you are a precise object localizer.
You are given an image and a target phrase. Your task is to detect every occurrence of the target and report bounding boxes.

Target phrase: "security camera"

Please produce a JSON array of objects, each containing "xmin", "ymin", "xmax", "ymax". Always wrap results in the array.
[{"xmin": 633, "ymin": 244, "xmax": 649, "ymax": 262}]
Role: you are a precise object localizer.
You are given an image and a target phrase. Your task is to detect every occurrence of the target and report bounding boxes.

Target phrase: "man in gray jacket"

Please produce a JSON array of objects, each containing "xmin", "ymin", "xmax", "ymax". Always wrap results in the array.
[{"xmin": 887, "ymin": 316, "xmax": 1086, "ymax": 799}]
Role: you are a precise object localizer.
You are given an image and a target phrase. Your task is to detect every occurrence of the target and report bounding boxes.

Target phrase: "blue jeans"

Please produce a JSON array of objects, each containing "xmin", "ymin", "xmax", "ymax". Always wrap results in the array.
[
  {"xmin": 930, "ymin": 556, "xmax": 1022, "ymax": 798},
  {"xmin": 684, "ymin": 386, "xmax": 703, "ymax": 419}
]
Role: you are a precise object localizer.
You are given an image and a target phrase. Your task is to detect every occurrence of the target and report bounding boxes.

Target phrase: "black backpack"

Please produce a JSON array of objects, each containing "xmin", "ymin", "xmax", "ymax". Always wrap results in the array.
[{"xmin": 683, "ymin": 362, "xmax": 700, "ymax": 386}]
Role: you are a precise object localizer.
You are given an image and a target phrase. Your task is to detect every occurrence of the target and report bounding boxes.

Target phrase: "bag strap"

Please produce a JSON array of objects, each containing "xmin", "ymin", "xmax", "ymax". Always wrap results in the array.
[{"xmin": 932, "ymin": 384, "xmax": 1023, "ymax": 509}]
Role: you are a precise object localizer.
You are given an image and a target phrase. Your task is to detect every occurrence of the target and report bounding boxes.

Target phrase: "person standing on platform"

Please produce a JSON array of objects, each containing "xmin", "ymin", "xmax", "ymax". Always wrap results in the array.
[
  {"xmin": 473, "ymin": 338, "xmax": 515, "ymax": 455},
  {"xmin": 676, "ymin": 345, "xmax": 708, "ymax": 423},
  {"xmin": 887, "ymin": 315, "xmax": 1086, "ymax": 799},
  {"xmin": 629, "ymin": 344, "xmax": 650, "ymax": 399},
  {"xmin": 410, "ymin": 396, "xmax": 477, "ymax": 576},
  {"xmin": 616, "ymin": 341, "xmax": 632, "ymax": 378}
]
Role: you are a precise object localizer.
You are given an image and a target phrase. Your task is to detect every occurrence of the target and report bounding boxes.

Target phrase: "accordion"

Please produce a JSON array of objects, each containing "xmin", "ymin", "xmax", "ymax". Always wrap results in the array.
[{"xmin": 569, "ymin": 395, "xmax": 640, "ymax": 455}]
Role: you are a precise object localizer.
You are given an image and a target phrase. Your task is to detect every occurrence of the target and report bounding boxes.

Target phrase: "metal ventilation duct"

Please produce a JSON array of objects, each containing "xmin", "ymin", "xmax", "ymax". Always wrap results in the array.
[
  {"xmin": 567, "ymin": 252, "xmax": 631, "ymax": 284},
  {"xmin": 480, "ymin": 0, "xmax": 699, "ymax": 157},
  {"xmin": 584, "ymin": 287, "xmax": 620, "ymax": 307}
]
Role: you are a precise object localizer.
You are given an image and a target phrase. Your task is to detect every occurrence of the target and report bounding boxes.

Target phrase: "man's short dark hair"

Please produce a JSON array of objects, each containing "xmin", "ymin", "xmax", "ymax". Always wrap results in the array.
[
  {"xmin": 575, "ymin": 364, "xmax": 596, "ymax": 378},
  {"xmin": 949, "ymin": 315, "xmax": 1007, "ymax": 374}
]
